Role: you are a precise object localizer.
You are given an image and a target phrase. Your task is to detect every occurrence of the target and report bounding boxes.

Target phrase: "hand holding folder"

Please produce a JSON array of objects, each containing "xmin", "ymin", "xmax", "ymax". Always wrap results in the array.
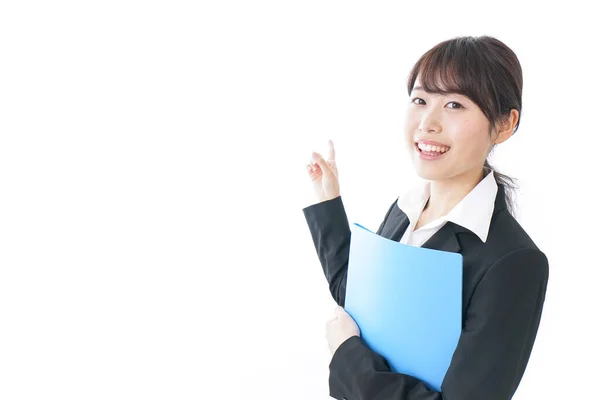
[{"xmin": 344, "ymin": 223, "xmax": 463, "ymax": 392}]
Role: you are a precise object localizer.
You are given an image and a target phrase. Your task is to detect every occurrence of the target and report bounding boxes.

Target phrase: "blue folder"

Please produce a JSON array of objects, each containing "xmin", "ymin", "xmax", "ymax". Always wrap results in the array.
[{"xmin": 344, "ymin": 223, "xmax": 463, "ymax": 392}]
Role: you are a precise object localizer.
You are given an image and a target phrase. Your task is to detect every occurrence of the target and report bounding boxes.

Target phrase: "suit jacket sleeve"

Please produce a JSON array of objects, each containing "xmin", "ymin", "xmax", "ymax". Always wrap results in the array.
[
  {"xmin": 302, "ymin": 196, "xmax": 396, "ymax": 307},
  {"xmin": 302, "ymin": 196, "xmax": 549, "ymax": 400}
]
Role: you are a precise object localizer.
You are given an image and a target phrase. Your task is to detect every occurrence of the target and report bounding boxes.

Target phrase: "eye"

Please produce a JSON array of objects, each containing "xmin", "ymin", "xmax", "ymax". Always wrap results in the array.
[
  {"xmin": 447, "ymin": 101, "xmax": 463, "ymax": 109},
  {"xmin": 410, "ymin": 97, "xmax": 464, "ymax": 109}
]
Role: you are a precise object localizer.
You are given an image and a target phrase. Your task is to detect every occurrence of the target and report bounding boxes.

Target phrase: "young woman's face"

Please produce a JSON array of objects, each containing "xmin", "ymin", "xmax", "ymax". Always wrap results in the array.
[{"xmin": 404, "ymin": 76, "xmax": 494, "ymax": 182}]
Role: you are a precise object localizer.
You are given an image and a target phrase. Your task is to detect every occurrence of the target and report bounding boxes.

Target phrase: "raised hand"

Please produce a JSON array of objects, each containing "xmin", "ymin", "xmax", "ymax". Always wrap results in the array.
[{"xmin": 306, "ymin": 140, "xmax": 340, "ymax": 203}]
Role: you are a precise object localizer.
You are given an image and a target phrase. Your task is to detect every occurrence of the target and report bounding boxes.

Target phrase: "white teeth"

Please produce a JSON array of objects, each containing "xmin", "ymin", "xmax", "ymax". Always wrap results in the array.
[{"xmin": 417, "ymin": 143, "xmax": 450, "ymax": 153}]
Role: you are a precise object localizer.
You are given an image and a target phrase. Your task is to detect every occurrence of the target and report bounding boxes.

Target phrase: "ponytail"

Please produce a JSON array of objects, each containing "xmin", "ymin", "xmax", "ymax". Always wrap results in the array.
[{"xmin": 483, "ymin": 159, "xmax": 518, "ymax": 217}]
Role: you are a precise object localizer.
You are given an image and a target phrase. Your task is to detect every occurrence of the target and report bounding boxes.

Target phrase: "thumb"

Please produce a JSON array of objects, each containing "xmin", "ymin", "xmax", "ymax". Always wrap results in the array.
[
  {"xmin": 312, "ymin": 152, "xmax": 332, "ymax": 176},
  {"xmin": 335, "ymin": 306, "xmax": 345, "ymax": 318}
]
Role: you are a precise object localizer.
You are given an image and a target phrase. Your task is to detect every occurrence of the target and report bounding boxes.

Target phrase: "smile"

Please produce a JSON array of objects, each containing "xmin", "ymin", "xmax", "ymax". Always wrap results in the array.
[
  {"xmin": 416, "ymin": 142, "xmax": 450, "ymax": 153},
  {"xmin": 415, "ymin": 142, "xmax": 450, "ymax": 160}
]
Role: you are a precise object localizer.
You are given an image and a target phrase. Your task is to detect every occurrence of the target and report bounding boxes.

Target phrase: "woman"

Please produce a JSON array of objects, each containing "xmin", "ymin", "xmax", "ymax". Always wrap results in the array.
[{"xmin": 302, "ymin": 36, "xmax": 549, "ymax": 400}]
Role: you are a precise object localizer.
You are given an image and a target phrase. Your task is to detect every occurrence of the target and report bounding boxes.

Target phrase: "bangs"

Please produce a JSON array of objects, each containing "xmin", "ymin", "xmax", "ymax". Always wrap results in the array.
[{"xmin": 408, "ymin": 39, "xmax": 484, "ymax": 99}]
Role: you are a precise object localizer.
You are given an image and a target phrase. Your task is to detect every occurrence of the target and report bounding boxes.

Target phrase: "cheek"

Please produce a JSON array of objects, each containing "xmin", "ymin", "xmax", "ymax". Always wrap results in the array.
[
  {"xmin": 403, "ymin": 116, "xmax": 418, "ymax": 141},
  {"xmin": 456, "ymin": 131, "xmax": 490, "ymax": 160},
  {"xmin": 447, "ymin": 118, "xmax": 489, "ymax": 155}
]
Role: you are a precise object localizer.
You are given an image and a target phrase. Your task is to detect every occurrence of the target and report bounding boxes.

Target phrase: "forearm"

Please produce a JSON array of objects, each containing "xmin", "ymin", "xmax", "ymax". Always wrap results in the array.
[
  {"xmin": 329, "ymin": 336, "xmax": 443, "ymax": 400},
  {"xmin": 303, "ymin": 196, "xmax": 351, "ymax": 306}
]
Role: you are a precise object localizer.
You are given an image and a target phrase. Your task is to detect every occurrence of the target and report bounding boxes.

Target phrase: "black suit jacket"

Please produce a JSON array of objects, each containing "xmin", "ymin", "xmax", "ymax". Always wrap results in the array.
[{"xmin": 302, "ymin": 185, "xmax": 549, "ymax": 400}]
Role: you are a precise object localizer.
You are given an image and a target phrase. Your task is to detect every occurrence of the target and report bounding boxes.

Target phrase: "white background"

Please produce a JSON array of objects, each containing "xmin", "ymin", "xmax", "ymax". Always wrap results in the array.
[{"xmin": 1, "ymin": 1, "xmax": 598, "ymax": 399}]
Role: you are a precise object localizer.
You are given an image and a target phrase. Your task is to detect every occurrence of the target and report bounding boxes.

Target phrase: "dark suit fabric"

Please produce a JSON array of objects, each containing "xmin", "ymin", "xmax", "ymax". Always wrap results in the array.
[{"xmin": 302, "ymin": 185, "xmax": 549, "ymax": 400}]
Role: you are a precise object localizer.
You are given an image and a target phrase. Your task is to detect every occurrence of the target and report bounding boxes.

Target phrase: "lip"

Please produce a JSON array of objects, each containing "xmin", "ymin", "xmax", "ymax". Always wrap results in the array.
[
  {"xmin": 415, "ymin": 139, "xmax": 451, "ymax": 148},
  {"xmin": 414, "ymin": 141, "xmax": 450, "ymax": 161}
]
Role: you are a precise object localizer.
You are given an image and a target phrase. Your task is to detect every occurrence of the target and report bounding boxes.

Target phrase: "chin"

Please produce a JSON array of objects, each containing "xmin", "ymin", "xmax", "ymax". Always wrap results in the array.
[
  {"xmin": 414, "ymin": 170, "xmax": 446, "ymax": 181},
  {"xmin": 411, "ymin": 159, "xmax": 445, "ymax": 181}
]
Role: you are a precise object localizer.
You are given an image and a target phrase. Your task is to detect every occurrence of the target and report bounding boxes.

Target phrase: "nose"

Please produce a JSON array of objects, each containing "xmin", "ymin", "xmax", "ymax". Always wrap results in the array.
[{"xmin": 418, "ymin": 110, "xmax": 442, "ymax": 134}]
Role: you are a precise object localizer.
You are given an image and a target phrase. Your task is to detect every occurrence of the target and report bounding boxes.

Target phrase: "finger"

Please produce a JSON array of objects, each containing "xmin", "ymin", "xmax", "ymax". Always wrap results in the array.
[
  {"xmin": 312, "ymin": 152, "xmax": 332, "ymax": 176},
  {"xmin": 328, "ymin": 140, "xmax": 336, "ymax": 162},
  {"xmin": 335, "ymin": 306, "xmax": 345, "ymax": 318},
  {"xmin": 327, "ymin": 314, "xmax": 339, "ymax": 323},
  {"xmin": 325, "ymin": 319, "xmax": 336, "ymax": 331},
  {"xmin": 307, "ymin": 158, "xmax": 321, "ymax": 169}
]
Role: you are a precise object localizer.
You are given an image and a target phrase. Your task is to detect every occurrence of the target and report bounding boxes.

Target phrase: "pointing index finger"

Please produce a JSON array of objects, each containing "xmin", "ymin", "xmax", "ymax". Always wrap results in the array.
[{"xmin": 328, "ymin": 139, "xmax": 336, "ymax": 161}]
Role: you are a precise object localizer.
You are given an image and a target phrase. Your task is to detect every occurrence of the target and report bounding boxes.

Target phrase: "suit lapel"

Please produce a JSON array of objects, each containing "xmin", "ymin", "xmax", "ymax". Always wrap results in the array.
[
  {"xmin": 378, "ymin": 211, "xmax": 410, "ymax": 242},
  {"xmin": 388, "ymin": 217, "xmax": 410, "ymax": 243},
  {"xmin": 421, "ymin": 222, "xmax": 462, "ymax": 253},
  {"xmin": 420, "ymin": 183, "xmax": 508, "ymax": 253}
]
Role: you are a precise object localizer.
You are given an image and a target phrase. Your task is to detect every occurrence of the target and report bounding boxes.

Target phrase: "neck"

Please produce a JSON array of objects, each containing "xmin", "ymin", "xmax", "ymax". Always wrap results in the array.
[{"xmin": 424, "ymin": 168, "xmax": 486, "ymax": 219}]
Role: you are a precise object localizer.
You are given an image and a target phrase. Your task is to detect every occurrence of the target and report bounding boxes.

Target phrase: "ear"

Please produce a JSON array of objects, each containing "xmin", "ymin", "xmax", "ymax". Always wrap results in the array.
[{"xmin": 493, "ymin": 109, "xmax": 519, "ymax": 145}]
